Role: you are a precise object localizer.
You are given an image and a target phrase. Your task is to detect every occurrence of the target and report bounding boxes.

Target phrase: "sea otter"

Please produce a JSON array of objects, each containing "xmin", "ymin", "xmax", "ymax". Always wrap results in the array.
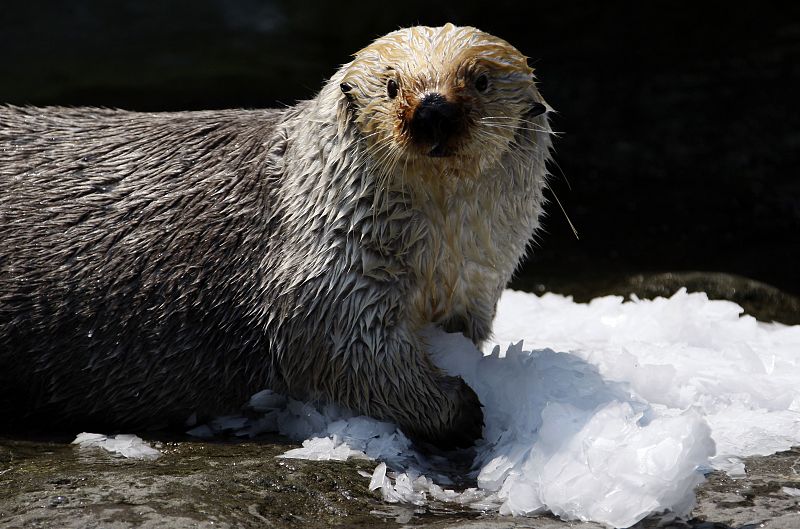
[{"xmin": 0, "ymin": 24, "xmax": 552, "ymax": 449}]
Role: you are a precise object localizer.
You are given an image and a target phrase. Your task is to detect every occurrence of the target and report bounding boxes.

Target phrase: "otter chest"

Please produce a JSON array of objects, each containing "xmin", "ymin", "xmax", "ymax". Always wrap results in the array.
[{"xmin": 407, "ymin": 183, "xmax": 529, "ymax": 333}]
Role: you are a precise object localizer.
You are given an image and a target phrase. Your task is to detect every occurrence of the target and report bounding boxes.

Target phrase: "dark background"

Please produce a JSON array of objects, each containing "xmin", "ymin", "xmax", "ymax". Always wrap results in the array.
[{"xmin": 2, "ymin": 1, "xmax": 798, "ymax": 296}]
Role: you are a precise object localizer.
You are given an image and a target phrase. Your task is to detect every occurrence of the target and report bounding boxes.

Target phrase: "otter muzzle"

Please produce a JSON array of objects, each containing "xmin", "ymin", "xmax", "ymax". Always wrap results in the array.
[{"xmin": 410, "ymin": 94, "xmax": 464, "ymax": 157}]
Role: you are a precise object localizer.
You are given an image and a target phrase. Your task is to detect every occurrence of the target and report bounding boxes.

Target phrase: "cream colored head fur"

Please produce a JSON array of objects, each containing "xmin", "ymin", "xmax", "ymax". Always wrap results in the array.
[
  {"xmin": 337, "ymin": 23, "xmax": 549, "ymax": 183},
  {"xmin": 312, "ymin": 25, "xmax": 554, "ymax": 332}
]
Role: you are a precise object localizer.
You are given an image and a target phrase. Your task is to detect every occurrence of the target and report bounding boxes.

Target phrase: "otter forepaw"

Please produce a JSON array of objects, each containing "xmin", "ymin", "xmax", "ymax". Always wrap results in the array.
[{"xmin": 409, "ymin": 376, "xmax": 484, "ymax": 451}]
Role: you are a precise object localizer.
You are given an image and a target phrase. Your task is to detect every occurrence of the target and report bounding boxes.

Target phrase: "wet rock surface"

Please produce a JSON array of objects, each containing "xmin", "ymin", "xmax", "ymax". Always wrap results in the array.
[
  {"xmin": 0, "ymin": 434, "xmax": 385, "ymax": 529},
  {"xmin": 1, "ymin": 435, "xmax": 799, "ymax": 528},
  {"xmin": 690, "ymin": 449, "xmax": 800, "ymax": 529}
]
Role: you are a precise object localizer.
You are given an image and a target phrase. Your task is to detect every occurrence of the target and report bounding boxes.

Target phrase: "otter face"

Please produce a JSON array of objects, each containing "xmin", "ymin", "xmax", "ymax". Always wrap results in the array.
[{"xmin": 339, "ymin": 24, "xmax": 548, "ymax": 175}]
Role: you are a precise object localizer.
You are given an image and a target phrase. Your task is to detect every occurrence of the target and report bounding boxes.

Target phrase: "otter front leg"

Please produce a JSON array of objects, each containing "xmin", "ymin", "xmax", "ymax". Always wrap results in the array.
[
  {"xmin": 304, "ymin": 322, "xmax": 483, "ymax": 450},
  {"xmin": 441, "ymin": 295, "xmax": 500, "ymax": 347},
  {"xmin": 441, "ymin": 312, "xmax": 493, "ymax": 346},
  {"xmin": 274, "ymin": 313, "xmax": 483, "ymax": 449},
  {"xmin": 410, "ymin": 372, "xmax": 484, "ymax": 450},
  {"xmin": 362, "ymin": 331, "xmax": 484, "ymax": 450}
]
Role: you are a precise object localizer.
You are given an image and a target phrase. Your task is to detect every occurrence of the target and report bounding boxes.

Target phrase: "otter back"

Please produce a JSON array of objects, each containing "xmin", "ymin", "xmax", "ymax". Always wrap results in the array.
[{"xmin": 0, "ymin": 105, "xmax": 286, "ymax": 429}]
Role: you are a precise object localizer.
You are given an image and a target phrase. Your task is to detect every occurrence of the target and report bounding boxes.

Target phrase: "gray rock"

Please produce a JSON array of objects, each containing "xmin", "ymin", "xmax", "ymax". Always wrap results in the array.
[{"xmin": 1, "ymin": 437, "xmax": 799, "ymax": 528}]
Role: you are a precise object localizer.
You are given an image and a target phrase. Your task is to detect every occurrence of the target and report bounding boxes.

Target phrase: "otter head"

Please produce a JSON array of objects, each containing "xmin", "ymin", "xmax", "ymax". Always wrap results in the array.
[{"xmin": 338, "ymin": 24, "xmax": 549, "ymax": 178}]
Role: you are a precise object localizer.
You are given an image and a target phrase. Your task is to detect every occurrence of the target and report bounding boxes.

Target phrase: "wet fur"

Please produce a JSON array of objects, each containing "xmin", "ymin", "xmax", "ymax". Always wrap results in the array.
[{"xmin": 0, "ymin": 24, "xmax": 551, "ymax": 448}]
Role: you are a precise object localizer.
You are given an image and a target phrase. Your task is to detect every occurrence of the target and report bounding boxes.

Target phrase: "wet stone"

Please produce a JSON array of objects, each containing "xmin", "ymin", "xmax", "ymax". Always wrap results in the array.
[{"xmin": 0, "ymin": 435, "xmax": 799, "ymax": 528}]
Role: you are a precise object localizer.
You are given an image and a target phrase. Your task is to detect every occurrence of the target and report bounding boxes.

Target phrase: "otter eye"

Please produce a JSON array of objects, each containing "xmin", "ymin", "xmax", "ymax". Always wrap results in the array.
[
  {"xmin": 387, "ymin": 79, "xmax": 399, "ymax": 99},
  {"xmin": 475, "ymin": 74, "xmax": 489, "ymax": 92}
]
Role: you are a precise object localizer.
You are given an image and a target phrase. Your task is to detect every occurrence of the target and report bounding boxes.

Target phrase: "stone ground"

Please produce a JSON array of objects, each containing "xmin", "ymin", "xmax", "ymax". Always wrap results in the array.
[{"xmin": 0, "ymin": 435, "xmax": 799, "ymax": 529}]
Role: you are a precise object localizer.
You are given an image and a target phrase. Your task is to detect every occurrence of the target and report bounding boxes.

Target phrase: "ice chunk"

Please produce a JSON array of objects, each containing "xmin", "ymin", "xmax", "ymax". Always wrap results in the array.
[
  {"xmin": 186, "ymin": 424, "xmax": 215, "ymax": 438},
  {"xmin": 72, "ymin": 432, "xmax": 160, "ymax": 460},
  {"xmin": 279, "ymin": 436, "xmax": 369, "ymax": 461},
  {"xmin": 711, "ymin": 456, "xmax": 746, "ymax": 478},
  {"xmin": 210, "ymin": 415, "xmax": 249, "ymax": 432},
  {"xmin": 247, "ymin": 389, "xmax": 287, "ymax": 412},
  {"xmin": 369, "ymin": 462, "xmax": 388, "ymax": 491}
]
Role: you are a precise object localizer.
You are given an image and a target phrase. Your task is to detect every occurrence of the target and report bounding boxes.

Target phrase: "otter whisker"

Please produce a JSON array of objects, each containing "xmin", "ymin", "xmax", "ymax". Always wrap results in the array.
[
  {"xmin": 481, "ymin": 115, "xmax": 560, "ymax": 129},
  {"xmin": 550, "ymin": 187, "xmax": 580, "ymax": 240},
  {"xmin": 480, "ymin": 119, "xmax": 560, "ymax": 136},
  {"xmin": 481, "ymin": 122, "xmax": 552, "ymax": 134}
]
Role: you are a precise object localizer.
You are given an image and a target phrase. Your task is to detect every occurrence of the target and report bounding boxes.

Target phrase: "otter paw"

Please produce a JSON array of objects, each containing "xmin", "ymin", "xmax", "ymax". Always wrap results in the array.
[{"xmin": 410, "ymin": 376, "xmax": 484, "ymax": 451}]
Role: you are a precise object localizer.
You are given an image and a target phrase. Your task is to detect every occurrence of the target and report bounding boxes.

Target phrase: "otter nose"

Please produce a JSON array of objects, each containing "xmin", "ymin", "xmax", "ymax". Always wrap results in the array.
[{"xmin": 410, "ymin": 94, "xmax": 462, "ymax": 157}]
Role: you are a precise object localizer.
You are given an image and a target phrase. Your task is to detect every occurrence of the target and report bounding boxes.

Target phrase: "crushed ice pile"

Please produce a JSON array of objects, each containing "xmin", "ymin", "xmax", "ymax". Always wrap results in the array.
[{"xmin": 73, "ymin": 289, "xmax": 800, "ymax": 528}]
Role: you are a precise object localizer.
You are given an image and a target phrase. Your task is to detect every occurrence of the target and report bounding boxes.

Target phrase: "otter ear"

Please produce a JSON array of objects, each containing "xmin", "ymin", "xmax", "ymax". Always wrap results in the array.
[
  {"xmin": 529, "ymin": 102, "xmax": 547, "ymax": 118},
  {"xmin": 336, "ymin": 83, "xmax": 357, "ymax": 135},
  {"xmin": 340, "ymin": 82, "xmax": 355, "ymax": 102}
]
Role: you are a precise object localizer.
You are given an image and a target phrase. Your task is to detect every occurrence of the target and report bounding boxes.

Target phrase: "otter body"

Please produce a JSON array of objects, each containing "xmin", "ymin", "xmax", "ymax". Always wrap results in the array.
[{"xmin": 0, "ymin": 25, "xmax": 551, "ymax": 448}]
